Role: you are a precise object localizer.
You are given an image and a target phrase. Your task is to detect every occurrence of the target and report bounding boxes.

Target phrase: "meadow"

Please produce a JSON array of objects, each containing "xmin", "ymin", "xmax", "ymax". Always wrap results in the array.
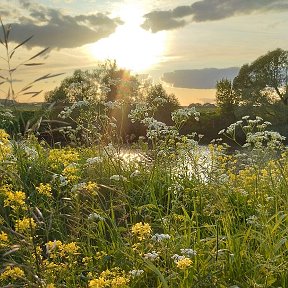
[{"xmin": 1, "ymin": 105, "xmax": 288, "ymax": 287}]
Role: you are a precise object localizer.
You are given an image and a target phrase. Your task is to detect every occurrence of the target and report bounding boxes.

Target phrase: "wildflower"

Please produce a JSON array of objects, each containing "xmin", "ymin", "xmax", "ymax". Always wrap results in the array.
[
  {"xmin": 151, "ymin": 233, "xmax": 171, "ymax": 242},
  {"xmin": 88, "ymin": 213, "xmax": 105, "ymax": 221},
  {"xmin": 171, "ymin": 107, "xmax": 200, "ymax": 124},
  {"xmin": 0, "ymin": 231, "xmax": 9, "ymax": 247},
  {"xmin": 15, "ymin": 217, "xmax": 36, "ymax": 233},
  {"xmin": 180, "ymin": 248, "xmax": 197, "ymax": 257},
  {"xmin": 61, "ymin": 242, "xmax": 79, "ymax": 255},
  {"xmin": 175, "ymin": 257, "xmax": 192, "ymax": 270},
  {"xmin": 171, "ymin": 254, "xmax": 185, "ymax": 261},
  {"xmin": 23, "ymin": 146, "xmax": 38, "ymax": 159},
  {"xmin": 110, "ymin": 175, "xmax": 127, "ymax": 181},
  {"xmin": 63, "ymin": 164, "xmax": 80, "ymax": 182},
  {"xmin": 111, "ymin": 276, "xmax": 130, "ymax": 286},
  {"xmin": 144, "ymin": 251, "xmax": 159, "ymax": 261},
  {"xmin": 36, "ymin": 183, "xmax": 52, "ymax": 197},
  {"xmin": 46, "ymin": 284, "xmax": 56, "ymax": 288},
  {"xmin": 0, "ymin": 129, "xmax": 11, "ymax": 160},
  {"xmin": 0, "ymin": 266, "xmax": 25, "ymax": 280},
  {"xmin": 86, "ymin": 156, "xmax": 103, "ymax": 165},
  {"xmin": 129, "ymin": 269, "xmax": 144, "ymax": 277},
  {"xmin": 4, "ymin": 190, "xmax": 27, "ymax": 211},
  {"xmin": 49, "ymin": 149, "xmax": 79, "ymax": 169},
  {"xmin": 89, "ymin": 277, "xmax": 106, "ymax": 288},
  {"xmin": 131, "ymin": 222, "xmax": 152, "ymax": 240}
]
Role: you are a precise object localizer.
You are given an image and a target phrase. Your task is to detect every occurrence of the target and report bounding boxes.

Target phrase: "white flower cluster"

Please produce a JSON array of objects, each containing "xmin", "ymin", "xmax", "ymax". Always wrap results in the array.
[
  {"xmin": 86, "ymin": 156, "xmax": 103, "ymax": 165},
  {"xmin": 144, "ymin": 251, "xmax": 159, "ymax": 261},
  {"xmin": 58, "ymin": 100, "xmax": 89, "ymax": 119},
  {"xmin": 151, "ymin": 233, "xmax": 171, "ymax": 242},
  {"xmin": 171, "ymin": 248, "xmax": 197, "ymax": 262},
  {"xmin": 129, "ymin": 269, "xmax": 144, "ymax": 277},
  {"xmin": 180, "ymin": 248, "xmax": 197, "ymax": 256},
  {"xmin": 52, "ymin": 174, "xmax": 68, "ymax": 187},
  {"xmin": 171, "ymin": 107, "xmax": 200, "ymax": 125},
  {"xmin": 128, "ymin": 103, "xmax": 152, "ymax": 123},
  {"xmin": 110, "ymin": 174, "xmax": 127, "ymax": 181},
  {"xmin": 88, "ymin": 213, "xmax": 105, "ymax": 221}
]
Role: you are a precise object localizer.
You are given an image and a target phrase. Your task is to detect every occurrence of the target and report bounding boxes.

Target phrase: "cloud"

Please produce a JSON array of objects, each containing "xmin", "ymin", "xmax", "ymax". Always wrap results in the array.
[
  {"xmin": 142, "ymin": 0, "xmax": 288, "ymax": 32},
  {"xmin": 162, "ymin": 67, "xmax": 239, "ymax": 89},
  {"xmin": 0, "ymin": 0, "xmax": 123, "ymax": 49}
]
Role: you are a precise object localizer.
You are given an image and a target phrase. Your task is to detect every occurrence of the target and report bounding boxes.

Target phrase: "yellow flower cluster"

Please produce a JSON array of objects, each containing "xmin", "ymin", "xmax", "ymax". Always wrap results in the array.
[
  {"xmin": 46, "ymin": 240, "xmax": 79, "ymax": 258},
  {"xmin": 36, "ymin": 183, "xmax": 52, "ymax": 197},
  {"xmin": 63, "ymin": 166, "xmax": 80, "ymax": 183},
  {"xmin": 176, "ymin": 257, "xmax": 192, "ymax": 270},
  {"xmin": 3, "ymin": 189, "xmax": 27, "ymax": 211},
  {"xmin": 0, "ymin": 231, "xmax": 9, "ymax": 247},
  {"xmin": 131, "ymin": 222, "xmax": 152, "ymax": 240},
  {"xmin": 15, "ymin": 217, "xmax": 36, "ymax": 233},
  {"xmin": 0, "ymin": 129, "xmax": 12, "ymax": 160},
  {"xmin": 84, "ymin": 181, "xmax": 99, "ymax": 194},
  {"xmin": 89, "ymin": 269, "xmax": 130, "ymax": 288},
  {"xmin": 0, "ymin": 266, "xmax": 25, "ymax": 280},
  {"xmin": 48, "ymin": 149, "xmax": 79, "ymax": 169}
]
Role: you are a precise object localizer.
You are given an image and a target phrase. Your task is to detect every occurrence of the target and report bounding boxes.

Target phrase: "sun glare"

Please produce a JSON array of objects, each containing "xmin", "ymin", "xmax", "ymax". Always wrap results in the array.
[{"xmin": 87, "ymin": 4, "xmax": 167, "ymax": 72}]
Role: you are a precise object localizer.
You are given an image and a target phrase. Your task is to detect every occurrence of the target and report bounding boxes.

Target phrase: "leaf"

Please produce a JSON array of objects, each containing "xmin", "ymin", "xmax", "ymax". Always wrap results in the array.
[
  {"xmin": 33, "ymin": 72, "xmax": 64, "ymax": 83},
  {"xmin": 19, "ymin": 85, "xmax": 33, "ymax": 92},
  {"xmin": 12, "ymin": 35, "xmax": 33, "ymax": 51},
  {"xmin": 23, "ymin": 90, "xmax": 43, "ymax": 96},
  {"xmin": 28, "ymin": 47, "xmax": 49, "ymax": 61},
  {"xmin": 24, "ymin": 63, "xmax": 44, "ymax": 66}
]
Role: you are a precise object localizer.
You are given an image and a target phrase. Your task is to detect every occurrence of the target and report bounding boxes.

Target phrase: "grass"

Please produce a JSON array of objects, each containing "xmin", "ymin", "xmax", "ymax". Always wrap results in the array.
[{"xmin": 1, "ymin": 119, "xmax": 288, "ymax": 288}]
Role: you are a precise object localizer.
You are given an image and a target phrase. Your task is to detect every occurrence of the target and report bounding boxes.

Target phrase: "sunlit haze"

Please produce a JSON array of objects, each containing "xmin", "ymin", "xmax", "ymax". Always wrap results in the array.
[{"xmin": 87, "ymin": 4, "xmax": 167, "ymax": 72}]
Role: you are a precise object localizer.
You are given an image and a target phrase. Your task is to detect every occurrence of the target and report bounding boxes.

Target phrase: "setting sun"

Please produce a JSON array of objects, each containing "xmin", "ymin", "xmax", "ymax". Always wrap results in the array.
[{"xmin": 87, "ymin": 4, "xmax": 167, "ymax": 72}]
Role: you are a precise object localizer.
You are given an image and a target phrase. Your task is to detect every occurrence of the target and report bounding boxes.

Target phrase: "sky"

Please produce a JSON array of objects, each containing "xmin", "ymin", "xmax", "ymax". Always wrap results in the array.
[{"xmin": 1, "ymin": 0, "xmax": 288, "ymax": 105}]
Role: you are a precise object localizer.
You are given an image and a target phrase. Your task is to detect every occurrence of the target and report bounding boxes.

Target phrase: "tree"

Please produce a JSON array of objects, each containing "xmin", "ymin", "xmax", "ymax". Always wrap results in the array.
[
  {"xmin": 45, "ymin": 60, "xmax": 140, "ymax": 104},
  {"xmin": 145, "ymin": 83, "xmax": 180, "ymax": 124},
  {"xmin": 216, "ymin": 78, "xmax": 238, "ymax": 117},
  {"xmin": 233, "ymin": 48, "xmax": 288, "ymax": 106}
]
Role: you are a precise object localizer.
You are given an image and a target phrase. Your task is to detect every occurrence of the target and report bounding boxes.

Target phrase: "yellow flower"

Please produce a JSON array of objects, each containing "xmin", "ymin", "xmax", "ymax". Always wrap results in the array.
[
  {"xmin": 85, "ymin": 181, "xmax": 99, "ymax": 195},
  {"xmin": 61, "ymin": 242, "xmax": 79, "ymax": 255},
  {"xmin": 131, "ymin": 222, "xmax": 152, "ymax": 240},
  {"xmin": 0, "ymin": 129, "xmax": 12, "ymax": 160},
  {"xmin": 111, "ymin": 276, "xmax": 129, "ymax": 287},
  {"xmin": 62, "ymin": 165, "xmax": 80, "ymax": 183},
  {"xmin": 49, "ymin": 149, "xmax": 79, "ymax": 169},
  {"xmin": 89, "ymin": 277, "xmax": 106, "ymax": 288},
  {"xmin": 0, "ymin": 266, "xmax": 25, "ymax": 280},
  {"xmin": 0, "ymin": 231, "xmax": 9, "ymax": 247},
  {"xmin": 36, "ymin": 183, "xmax": 52, "ymax": 197},
  {"xmin": 0, "ymin": 231, "xmax": 8, "ymax": 242},
  {"xmin": 46, "ymin": 284, "xmax": 56, "ymax": 288},
  {"xmin": 3, "ymin": 190, "xmax": 27, "ymax": 211},
  {"xmin": 176, "ymin": 257, "xmax": 192, "ymax": 270},
  {"xmin": 15, "ymin": 217, "xmax": 36, "ymax": 233}
]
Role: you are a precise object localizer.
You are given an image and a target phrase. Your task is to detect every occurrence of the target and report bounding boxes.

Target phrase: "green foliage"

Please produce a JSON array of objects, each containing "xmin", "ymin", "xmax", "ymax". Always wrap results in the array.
[
  {"xmin": 216, "ymin": 78, "xmax": 238, "ymax": 118},
  {"xmin": 233, "ymin": 48, "xmax": 288, "ymax": 106},
  {"xmin": 45, "ymin": 60, "xmax": 140, "ymax": 104},
  {"xmin": 1, "ymin": 116, "xmax": 288, "ymax": 287}
]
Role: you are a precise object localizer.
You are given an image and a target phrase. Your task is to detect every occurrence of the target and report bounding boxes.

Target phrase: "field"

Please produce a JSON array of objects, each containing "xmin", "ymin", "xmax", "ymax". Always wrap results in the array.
[{"xmin": 1, "ymin": 111, "xmax": 288, "ymax": 288}]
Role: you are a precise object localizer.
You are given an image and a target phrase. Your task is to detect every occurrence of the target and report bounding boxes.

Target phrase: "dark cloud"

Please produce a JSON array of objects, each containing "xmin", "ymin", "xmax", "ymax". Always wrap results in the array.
[
  {"xmin": 141, "ymin": 11, "xmax": 186, "ymax": 32},
  {"xmin": 162, "ymin": 67, "xmax": 239, "ymax": 89},
  {"xmin": 142, "ymin": 0, "xmax": 288, "ymax": 32},
  {"xmin": 1, "ymin": 0, "xmax": 123, "ymax": 49}
]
